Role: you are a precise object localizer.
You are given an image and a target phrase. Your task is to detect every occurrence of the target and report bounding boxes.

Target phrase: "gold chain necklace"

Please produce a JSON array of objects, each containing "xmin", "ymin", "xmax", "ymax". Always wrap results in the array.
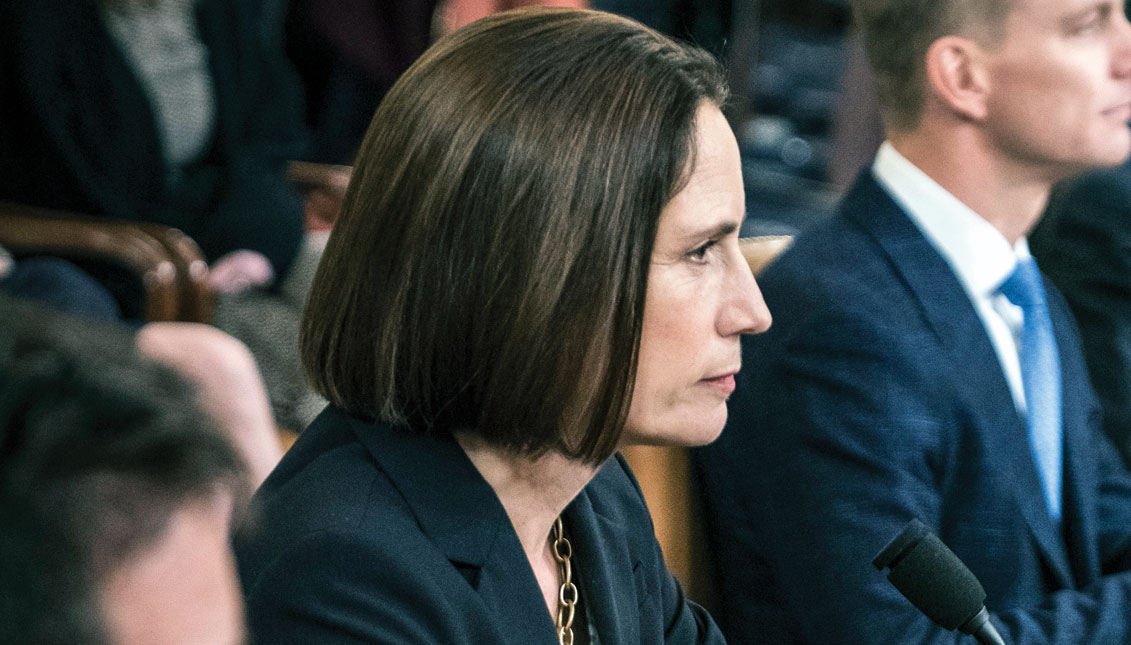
[{"xmin": 550, "ymin": 516, "xmax": 578, "ymax": 645}]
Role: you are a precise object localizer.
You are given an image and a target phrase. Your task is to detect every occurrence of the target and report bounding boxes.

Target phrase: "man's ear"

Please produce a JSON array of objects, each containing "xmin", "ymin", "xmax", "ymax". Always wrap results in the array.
[{"xmin": 924, "ymin": 35, "xmax": 991, "ymax": 121}]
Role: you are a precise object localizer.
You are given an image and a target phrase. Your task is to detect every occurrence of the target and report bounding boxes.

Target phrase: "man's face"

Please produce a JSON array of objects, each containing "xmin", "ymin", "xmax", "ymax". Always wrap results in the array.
[
  {"xmin": 99, "ymin": 492, "xmax": 245, "ymax": 645},
  {"xmin": 981, "ymin": 0, "xmax": 1131, "ymax": 177}
]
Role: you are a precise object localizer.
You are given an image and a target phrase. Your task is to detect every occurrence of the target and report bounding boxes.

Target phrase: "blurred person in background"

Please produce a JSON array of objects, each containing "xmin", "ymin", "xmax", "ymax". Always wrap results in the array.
[
  {"xmin": 0, "ymin": 0, "xmax": 326, "ymax": 430},
  {"xmin": 286, "ymin": 0, "xmax": 440, "ymax": 166},
  {"xmin": 286, "ymin": 0, "xmax": 588, "ymax": 169},
  {"xmin": 697, "ymin": 0, "xmax": 1131, "ymax": 641},
  {"xmin": 0, "ymin": 0, "xmax": 306, "ymax": 295},
  {"xmin": 1030, "ymin": 161, "xmax": 1131, "ymax": 464}
]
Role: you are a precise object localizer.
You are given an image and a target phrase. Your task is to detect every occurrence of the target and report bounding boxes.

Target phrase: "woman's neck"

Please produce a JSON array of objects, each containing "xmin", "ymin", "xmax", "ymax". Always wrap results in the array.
[{"xmin": 454, "ymin": 432, "xmax": 597, "ymax": 618}]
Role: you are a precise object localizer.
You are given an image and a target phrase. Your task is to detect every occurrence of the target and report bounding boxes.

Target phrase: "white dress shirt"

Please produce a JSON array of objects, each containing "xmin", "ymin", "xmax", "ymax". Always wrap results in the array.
[{"xmin": 872, "ymin": 141, "xmax": 1030, "ymax": 412}]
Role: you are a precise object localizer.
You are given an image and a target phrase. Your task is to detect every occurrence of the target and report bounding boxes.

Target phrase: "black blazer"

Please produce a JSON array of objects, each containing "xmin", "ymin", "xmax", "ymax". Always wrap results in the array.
[
  {"xmin": 1032, "ymin": 161, "xmax": 1131, "ymax": 462},
  {"xmin": 0, "ymin": 0, "xmax": 306, "ymax": 278},
  {"xmin": 696, "ymin": 172, "xmax": 1131, "ymax": 644},
  {"xmin": 236, "ymin": 406, "xmax": 724, "ymax": 644}
]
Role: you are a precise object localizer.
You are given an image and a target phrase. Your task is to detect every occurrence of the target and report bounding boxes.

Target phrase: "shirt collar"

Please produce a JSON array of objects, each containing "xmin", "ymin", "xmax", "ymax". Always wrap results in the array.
[{"xmin": 871, "ymin": 141, "xmax": 1029, "ymax": 297}]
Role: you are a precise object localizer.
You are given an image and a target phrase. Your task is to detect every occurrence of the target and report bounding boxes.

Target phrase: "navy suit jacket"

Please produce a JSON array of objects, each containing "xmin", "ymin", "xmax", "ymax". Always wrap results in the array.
[
  {"xmin": 695, "ymin": 172, "xmax": 1131, "ymax": 643},
  {"xmin": 1032, "ymin": 161, "xmax": 1131, "ymax": 461},
  {"xmin": 236, "ymin": 406, "xmax": 723, "ymax": 644}
]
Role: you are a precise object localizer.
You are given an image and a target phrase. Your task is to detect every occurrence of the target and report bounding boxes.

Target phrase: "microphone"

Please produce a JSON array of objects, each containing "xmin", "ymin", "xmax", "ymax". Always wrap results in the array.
[{"xmin": 873, "ymin": 519, "xmax": 1007, "ymax": 645}]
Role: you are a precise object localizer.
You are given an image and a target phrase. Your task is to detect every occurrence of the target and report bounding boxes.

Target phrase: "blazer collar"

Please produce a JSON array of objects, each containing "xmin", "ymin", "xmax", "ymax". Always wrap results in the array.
[
  {"xmin": 562, "ymin": 459, "xmax": 637, "ymax": 645},
  {"xmin": 843, "ymin": 173, "xmax": 1075, "ymax": 588},
  {"xmin": 347, "ymin": 413, "xmax": 558, "ymax": 644},
  {"xmin": 347, "ymin": 412, "xmax": 641, "ymax": 643},
  {"xmin": 351, "ymin": 415, "xmax": 508, "ymax": 566}
]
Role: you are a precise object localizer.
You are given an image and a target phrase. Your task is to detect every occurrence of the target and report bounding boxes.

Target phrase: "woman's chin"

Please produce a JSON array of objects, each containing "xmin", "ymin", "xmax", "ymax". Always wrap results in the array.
[{"xmin": 620, "ymin": 409, "xmax": 727, "ymax": 449}]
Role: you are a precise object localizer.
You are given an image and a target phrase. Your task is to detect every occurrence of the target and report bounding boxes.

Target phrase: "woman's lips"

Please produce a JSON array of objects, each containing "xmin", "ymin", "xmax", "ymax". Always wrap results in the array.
[
  {"xmin": 1102, "ymin": 101, "xmax": 1131, "ymax": 120},
  {"xmin": 700, "ymin": 372, "xmax": 737, "ymax": 394}
]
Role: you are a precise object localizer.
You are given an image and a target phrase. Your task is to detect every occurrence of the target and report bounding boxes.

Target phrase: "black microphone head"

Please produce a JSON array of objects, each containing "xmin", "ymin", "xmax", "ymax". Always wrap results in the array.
[{"xmin": 873, "ymin": 519, "xmax": 987, "ymax": 631}]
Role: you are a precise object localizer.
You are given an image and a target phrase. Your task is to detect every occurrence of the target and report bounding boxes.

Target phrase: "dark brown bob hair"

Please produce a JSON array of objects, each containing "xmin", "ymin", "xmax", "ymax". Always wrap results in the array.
[{"xmin": 301, "ymin": 7, "xmax": 728, "ymax": 463}]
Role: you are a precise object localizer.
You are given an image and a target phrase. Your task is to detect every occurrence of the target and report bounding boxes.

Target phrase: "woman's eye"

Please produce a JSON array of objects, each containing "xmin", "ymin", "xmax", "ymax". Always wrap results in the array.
[
  {"xmin": 687, "ymin": 240, "xmax": 717, "ymax": 264},
  {"xmin": 1067, "ymin": 8, "xmax": 1109, "ymax": 35}
]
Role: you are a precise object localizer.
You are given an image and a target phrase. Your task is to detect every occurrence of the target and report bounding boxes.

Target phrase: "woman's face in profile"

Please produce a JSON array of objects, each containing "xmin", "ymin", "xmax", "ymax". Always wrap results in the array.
[{"xmin": 621, "ymin": 105, "xmax": 772, "ymax": 448}]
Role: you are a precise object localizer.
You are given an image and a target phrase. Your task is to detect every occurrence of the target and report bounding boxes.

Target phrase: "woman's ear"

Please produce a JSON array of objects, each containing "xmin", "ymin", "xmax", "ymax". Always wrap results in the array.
[{"xmin": 924, "ymin": 35, "xmax": 991, "ymax": 121}]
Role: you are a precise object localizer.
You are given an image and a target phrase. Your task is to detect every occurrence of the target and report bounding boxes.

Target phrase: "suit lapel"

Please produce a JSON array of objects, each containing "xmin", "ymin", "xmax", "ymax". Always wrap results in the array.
[
  {"xmin": 563, "ymin": 463, "xmax": 637, "ymax": 645},
  {"xmin": 351, "ymin": 417, "xmax": 558, "ymax": 644},
  {"xmin": 1049, "ymin": 284, "xmax": 1101, "ymax": 587},
  {"xmin": 843, "ymin": 174, "xmax": 1075, "ymax": 588}
]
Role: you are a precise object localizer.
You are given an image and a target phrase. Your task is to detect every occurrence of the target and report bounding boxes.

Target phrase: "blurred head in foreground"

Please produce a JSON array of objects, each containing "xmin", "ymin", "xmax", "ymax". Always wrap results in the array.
[{"xmin": 0, "ymin": 298, "xmax": 247, "ymax": 644}]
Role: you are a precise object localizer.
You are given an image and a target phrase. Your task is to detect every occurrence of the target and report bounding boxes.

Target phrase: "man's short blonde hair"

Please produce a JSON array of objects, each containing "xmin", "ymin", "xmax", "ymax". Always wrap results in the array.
[{"xmin": 851, "ymin": 0, "xmax": 1012, "ymax": 130}]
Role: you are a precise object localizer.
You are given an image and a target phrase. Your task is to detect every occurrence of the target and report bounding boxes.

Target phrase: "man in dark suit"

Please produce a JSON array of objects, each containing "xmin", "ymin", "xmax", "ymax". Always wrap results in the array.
[{"xmin": 696, "ymin": 0, "xmax": 1131, "ymax": 642}]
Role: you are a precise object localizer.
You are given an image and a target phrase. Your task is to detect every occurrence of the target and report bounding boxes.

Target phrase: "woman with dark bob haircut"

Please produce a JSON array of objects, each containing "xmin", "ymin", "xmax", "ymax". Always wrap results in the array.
[{"xmin": 236, "ymin": 7, "xmax": 770, "ymax": 644}]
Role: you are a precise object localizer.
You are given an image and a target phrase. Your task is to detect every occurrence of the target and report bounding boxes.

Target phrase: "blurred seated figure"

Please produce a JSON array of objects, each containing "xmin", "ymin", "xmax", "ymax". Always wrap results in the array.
[
  {"xmin": 285, "ymin": 0, "xmax": 440, "ymax": 165},
  {"xmin": 0, "ymin": 0, "xmax": 307, "ymax": 293},
  {"xmin": 287, "ymin": 0, "xmax": 590, "ymax": 167},
  {"xmin": 0, "ymin": 300, "xmax": 247, "ymax": 644},
  {"xmin": 237, "ymin": 8, "xmax": 769, "ymax": 643},
  {"xmin": 0, "ymin": 247, "xmax": 122, "ymax": 323},
  {"xmin": 1031, "ymin": 161, "xmax": 1131, "ymax": 463},
  {"xmin": 0, "ymin": 0, "xmax": 322, "ymax": 429}
]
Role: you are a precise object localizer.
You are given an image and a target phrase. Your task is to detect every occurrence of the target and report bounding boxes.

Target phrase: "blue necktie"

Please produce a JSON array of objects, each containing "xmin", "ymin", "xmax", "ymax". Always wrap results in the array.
[{"xmin": 998, "ymin": 257, "xmax": 1062, "ymax": 520}]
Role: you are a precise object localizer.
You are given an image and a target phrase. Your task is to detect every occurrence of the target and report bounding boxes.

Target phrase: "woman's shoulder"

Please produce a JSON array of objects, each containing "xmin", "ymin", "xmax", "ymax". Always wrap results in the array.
[
  {"xmin": 254, "ymin": 407, "xmax": 386, "ymax": 506},
  {"xmin": 236, "ymin": 408, "xmax": 428, "ymax": 568},
  {"xmin": 234, "ymin": 409, "xmax": 524, "ymax": 643},
  {"xmin": 237, "ymin": 516, "xmax": 488, "ymax": 643}
]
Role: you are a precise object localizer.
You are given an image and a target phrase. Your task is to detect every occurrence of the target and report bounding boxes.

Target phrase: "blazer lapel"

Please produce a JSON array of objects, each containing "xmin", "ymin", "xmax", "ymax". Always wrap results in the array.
[
  {"xmin": 563, "ymin": 468, "xmax": 637, "ymax": 645},
  {"xmin": 352, "ymin": 418, "xmax": 558, "ymax": 644},
  {"xmin": 843, "ymin": 174, "xmax": 1075, "ymax": 588}
]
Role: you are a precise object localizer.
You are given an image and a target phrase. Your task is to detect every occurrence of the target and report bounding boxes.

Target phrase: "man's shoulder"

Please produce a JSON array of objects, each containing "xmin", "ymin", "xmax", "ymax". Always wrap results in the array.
[
  {"xmin": 767, "ymin": 215, "xmax": 872, "ymax": 275},
  {"xmin": 757, "ymin": 216, "xmax": 908, "ymax": 336},
  {"xmin": 757, "ymin": 172, "xmax": 960, "ymax": 336},
  {"xmin": 760, "ymin": 175, "xmax": 905, "ymax": 287}
]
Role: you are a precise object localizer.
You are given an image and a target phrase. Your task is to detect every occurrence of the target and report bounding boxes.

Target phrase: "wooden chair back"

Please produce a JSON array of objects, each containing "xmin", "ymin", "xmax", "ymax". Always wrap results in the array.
[{"xmin": 0, "ymin": 202, "xmax": 212, "ymax": 322}]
